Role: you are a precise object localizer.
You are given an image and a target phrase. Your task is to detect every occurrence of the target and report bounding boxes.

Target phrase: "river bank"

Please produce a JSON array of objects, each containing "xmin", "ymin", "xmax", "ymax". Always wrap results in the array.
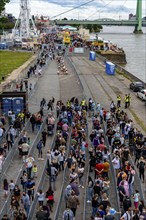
[
  {"xmin": 99, "ymin": 26, "xmax": 146, "ymax": 83},
  {"xmin": 97, "ymin": 53, "xmax": 146, "ymax": 86}
]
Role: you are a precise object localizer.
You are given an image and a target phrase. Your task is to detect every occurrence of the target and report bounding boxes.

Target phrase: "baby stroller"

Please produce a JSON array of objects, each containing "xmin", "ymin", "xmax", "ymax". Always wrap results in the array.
[{"xmin": 47, "ymin": 124, "xmax": 53, "ymax": 135}]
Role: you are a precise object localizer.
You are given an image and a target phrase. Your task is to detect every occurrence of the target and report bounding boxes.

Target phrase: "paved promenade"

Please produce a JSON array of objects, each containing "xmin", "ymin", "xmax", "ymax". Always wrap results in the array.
[
  {"xmin": 0, "ymin": 50, "xmax": 145, "ymax": 220},
  {"xmin": 70, "ymin": 55, "xmax": 146, "ymax": 135}
]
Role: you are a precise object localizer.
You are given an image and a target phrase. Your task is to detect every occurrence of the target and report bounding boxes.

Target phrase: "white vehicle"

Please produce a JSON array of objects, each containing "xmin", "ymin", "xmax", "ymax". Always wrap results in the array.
[{"xmin": 137, "ymin": 89, "xmax": 146, "ymax": 101}]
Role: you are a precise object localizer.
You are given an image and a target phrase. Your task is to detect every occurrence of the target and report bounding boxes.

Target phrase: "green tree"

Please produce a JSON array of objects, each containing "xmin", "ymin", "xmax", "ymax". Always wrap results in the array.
[{"xmin": 0, "ymin": 0, "xmax": 10, "ymax": 14}]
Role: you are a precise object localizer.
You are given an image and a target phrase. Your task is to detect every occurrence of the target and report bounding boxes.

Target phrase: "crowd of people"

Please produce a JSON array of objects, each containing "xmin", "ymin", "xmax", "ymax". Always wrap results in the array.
[
  {"xmin": 0, "ymin": 34, "xmax": 145, "ymax": 220},
  {"xmin": 84, "ymin": 96, "xmax": 146, "ymax": 220}
]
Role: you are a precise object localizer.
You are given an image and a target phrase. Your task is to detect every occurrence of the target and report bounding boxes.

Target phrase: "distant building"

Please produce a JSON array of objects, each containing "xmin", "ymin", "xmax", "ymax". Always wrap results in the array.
[
  {"xmin": 129, "ymin": 13, "xmax": 136, "ymax": 20},
  {"xmin": 78, "ymin": 27, "xmax": 89, "ymax": 40}
]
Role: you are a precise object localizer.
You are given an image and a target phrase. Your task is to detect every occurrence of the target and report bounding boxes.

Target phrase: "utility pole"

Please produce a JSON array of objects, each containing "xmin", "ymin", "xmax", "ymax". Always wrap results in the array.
[{"xmin": 12, "ymin": 0, "xmax": 37, "ymax": 41}]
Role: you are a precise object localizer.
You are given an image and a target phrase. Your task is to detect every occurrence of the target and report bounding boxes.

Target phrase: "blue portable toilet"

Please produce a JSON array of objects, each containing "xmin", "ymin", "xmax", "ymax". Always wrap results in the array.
[
  {"xmin": 2, "ymin": 97, "xmax": 12, "ymax": 115},
  {"xmin": 12, "ymin": 97, "xmax": 24, "ymax": 115},
  {"xmin": 106, "ymin": 62, "xmax": 115, "ymax": 75},
  {"xmin": 89, "ymin": 51, "xmax": 96, "ymax": 61}
]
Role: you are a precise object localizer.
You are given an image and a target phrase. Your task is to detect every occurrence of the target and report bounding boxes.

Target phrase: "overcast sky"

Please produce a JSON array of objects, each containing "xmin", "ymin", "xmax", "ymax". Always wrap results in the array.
[{"xmin": 6, "ymin": 0, "xmax": 146, "ymax": 20}]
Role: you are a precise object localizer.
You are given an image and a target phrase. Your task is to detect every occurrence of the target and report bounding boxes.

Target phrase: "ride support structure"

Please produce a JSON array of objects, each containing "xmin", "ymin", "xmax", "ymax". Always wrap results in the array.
[{"xmin": 134, "ymin": 0, "xmax": 143, "ymax": 34}]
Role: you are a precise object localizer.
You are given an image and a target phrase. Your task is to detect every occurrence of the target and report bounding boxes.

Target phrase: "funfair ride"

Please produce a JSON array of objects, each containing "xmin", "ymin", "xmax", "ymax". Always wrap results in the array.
[{"xmin": 12, "ymin": 0, "xmax": 38, "ymax": 41}]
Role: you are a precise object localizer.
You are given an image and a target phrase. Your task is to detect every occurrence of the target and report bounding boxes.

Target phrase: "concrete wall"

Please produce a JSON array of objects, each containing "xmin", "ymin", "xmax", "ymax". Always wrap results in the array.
[
  {"xmin": 0, "ymin": 54, "xmax": 37, "ymax": 93},
  {"xmin": 97, "ymin": 54, "xmax": 146, "ymax": 86}
]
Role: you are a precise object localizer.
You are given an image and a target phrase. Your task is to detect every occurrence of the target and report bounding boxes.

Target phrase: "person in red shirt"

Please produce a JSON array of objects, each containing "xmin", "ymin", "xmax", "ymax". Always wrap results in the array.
[{"xmin": 95, "ymin": 162, "xmax": 104, "ymax": 179}]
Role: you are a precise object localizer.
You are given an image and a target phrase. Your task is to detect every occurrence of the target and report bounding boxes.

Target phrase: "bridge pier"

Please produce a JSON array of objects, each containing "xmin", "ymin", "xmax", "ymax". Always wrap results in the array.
[{"xmin": 133, "ymin": 0, "xmax": 143, "ymax": 34}]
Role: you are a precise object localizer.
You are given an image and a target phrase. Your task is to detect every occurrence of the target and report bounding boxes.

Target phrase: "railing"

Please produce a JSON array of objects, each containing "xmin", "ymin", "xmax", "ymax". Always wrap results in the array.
[
  {"xmin": 0, "ymin": 117, "xmax": 47, "ymax": 219},
  {"xmin": 103, "ymin": 122, "xmax": 121, "ymax": 220},
  {"xmin": 53, "ymin": 128, "xmax": 72, "ymax": 220},
  {"xmin": 27, "ymin": 122, "xmax": 57, "ymax": 220},
  {"xmin": 67, "ymin": 54, "xmax": 121, "ymax": 218},
  {"xmin": 0, "ymin": 120, "xmax": 30, "ymax": 177},
  {"xmin": 82, "ymin": 125, "xmax": 89, "ymax": 220}
]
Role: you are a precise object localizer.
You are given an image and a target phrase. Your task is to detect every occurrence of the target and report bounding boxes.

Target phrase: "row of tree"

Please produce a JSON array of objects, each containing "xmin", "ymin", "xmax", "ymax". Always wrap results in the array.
[{"xmin": 0, "ymin": 0, "xmax": 10, "ymax": 14}]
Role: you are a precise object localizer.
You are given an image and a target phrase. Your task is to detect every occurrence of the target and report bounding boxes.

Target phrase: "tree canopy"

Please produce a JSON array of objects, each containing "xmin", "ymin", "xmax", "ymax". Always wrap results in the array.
[{"xmin": 0, "ymin": 0, "xmax": 10, "ymax": 15}]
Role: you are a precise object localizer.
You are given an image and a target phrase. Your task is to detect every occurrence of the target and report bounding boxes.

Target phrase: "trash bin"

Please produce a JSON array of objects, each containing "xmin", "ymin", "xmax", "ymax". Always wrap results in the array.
[
  {"xmin": 89, "ymin": 51, "xmax": 96, "ymax": 61},
  {"xmin": 106, "ymin": 61, "xmax": 115, "ymax": 75}
]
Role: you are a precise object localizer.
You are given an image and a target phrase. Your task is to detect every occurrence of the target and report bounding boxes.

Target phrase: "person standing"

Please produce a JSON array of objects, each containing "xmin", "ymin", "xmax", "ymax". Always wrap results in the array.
[
  {"xmin": 32, "ymin": 164, "xmax": 38, "ymax": 178},
  {"xmin": 125, "ymin": 94, "xmax": 129, "ymax": 109},
  {"xmin": 46, "ymin": 186, "xmax": 54, "ymax": 212},
  {"xmin": 49, "ymin": 164, "xmax": 58, "ymax": 191},
  {"xmin": 6, "ymin": 131, "xmax": 13, "ymax": 150},
  {"xmin": 30, "ymin": 114, "xmax": 36, "ymax": 132},
  {"xmin": 117, "ymin": 95, "xmax": 121, "ymax": 108}
]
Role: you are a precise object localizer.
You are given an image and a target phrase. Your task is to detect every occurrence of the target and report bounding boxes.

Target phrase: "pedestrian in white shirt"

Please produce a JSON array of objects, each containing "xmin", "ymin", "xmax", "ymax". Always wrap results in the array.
[
  {"xmin": 112, "ymin": 155, "xmax": 121, "ymax": 174},
  {"xmin": 9, "ymin": 180, "xmax": 15, "ymax": 192},
  {"xmin": 37, "ymin": 189, "xmax": 45, "ymax": 206}
]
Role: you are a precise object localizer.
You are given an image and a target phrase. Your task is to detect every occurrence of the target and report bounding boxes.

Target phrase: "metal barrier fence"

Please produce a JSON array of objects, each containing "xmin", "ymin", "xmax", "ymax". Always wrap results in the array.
[
  {"xmin": 0, "ymin": 117, "xmax": 47, "ymax": 219},
  {"xmin": 103, "ymin": 122, "xmax": 121, "ymax": 220},
  {"xmin": 0, "ymin": 53, "xmax": 51, "ymax": 177},
  {"xmin": 53, "ymin": 129, "xmax": 72, "ymax": 220},
  {"xmin": 27, "ymin": 122, "xmax": 57, "ymax": 220},
  {"xmin": 66, "ymin": 53, "xmax": 121, "ymax": 219},
  {"xmin": 129, "ymin": 156, "xmax": 145, "ymax": 203},
  {"xmin": 0, "ymin": 120, "xmax": 30, "ymax": 176},
  {"xmin": 82, "ymin": 126, "xmax": 89, "ymax": 220}
]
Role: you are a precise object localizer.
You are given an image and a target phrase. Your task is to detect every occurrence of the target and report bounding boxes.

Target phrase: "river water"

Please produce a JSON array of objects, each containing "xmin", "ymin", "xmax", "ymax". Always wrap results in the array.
[{"xmin": 98, "ymin": 26, "xmax": 146, "ymax": 83}]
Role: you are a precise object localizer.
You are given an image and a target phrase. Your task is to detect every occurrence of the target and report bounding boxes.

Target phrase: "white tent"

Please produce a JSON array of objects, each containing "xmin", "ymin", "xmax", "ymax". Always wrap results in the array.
[{"xmin": 61, "ymin": 25, "xmax": 77, "ymax": 31}]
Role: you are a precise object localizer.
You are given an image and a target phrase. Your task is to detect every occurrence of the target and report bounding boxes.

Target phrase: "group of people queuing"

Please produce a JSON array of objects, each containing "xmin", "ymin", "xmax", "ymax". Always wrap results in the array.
[
  {"xmin": 16, "ymin": 43, "xmax": 56, "ymax": 93},
  {"xmin": 0, "ymin": 110, "xmax": 32, "ymax": 173},
  {"xmin": 95, "ymin": 96, "xmax": 146, "ymax": 219},
  {"xmin": 62, "ymin": 97, "xmax": 89, "ymax": 220}
]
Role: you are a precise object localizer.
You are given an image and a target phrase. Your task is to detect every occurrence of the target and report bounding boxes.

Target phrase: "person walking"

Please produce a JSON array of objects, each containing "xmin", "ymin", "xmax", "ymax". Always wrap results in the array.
[
  {"xmin": 42, "ymin": 129, "xmax": 47, "ymax": 147},
  {"xmin": 62, "ymin": 206, "xmax": 74, "ymax": 220},
  {"xmin": 36, "ymin": 206, "xmax": 49, "ymax": 220},
  {"xmin": 87, "ymin": 176, "xmax": 93, "ymax": 203},
  {"xmin": 30, "ymin": 114, "xmax": 36, "ymax": 132},
  {"xmin": 37, "ymin": 189, "xmax": 45, "ymax": 207},
  {"xmin": 25, "ymin": 155, "xmax": 35, "ymax": 179},
  {"xmin": 67, "ymin": 191, "xmax": 80, "ymax": 217},
  {"xmin": 37, "ymin": 139, "xmax": 44, "ymax": 160},
  {"xmin": 138, "ymin": 157, "xmax": 145, "ymax": 183},
  {"xmin": 3, "ymin": 179, "xmax": 9, "ymax": 197},
  {"xmin": 46, "ymin": 186, "xmax": 54, "ymax": 212},
  {"xmin": 133, "ymin": 190, "xmax": 140, "ymax": 209},
  {"xmin": 32, "ymin": 164, "xmax": 38, "ymax": 178},
  {"xmin": 21, "ymin": 191, "xmax": 30, "ymax": 217}
]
